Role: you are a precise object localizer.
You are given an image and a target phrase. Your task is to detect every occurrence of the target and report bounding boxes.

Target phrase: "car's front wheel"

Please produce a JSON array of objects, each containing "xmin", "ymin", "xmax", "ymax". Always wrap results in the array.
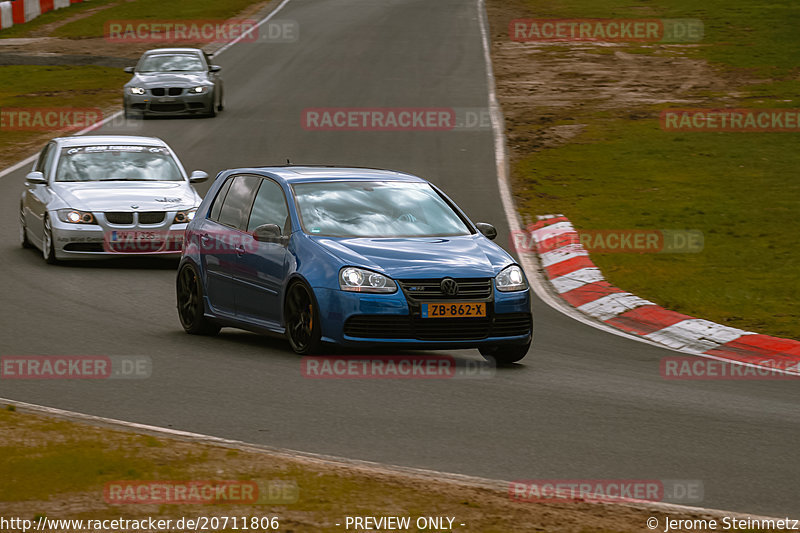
[
  {"xmin": 42, "ymin": 215, "xmax": 57, "ymax": 264},
  {"xmin": 19, "ymin": 205, "xmax": 31, "ymax": 249},
  {"xmin": 284, "ymin": 281, "xmax": 321, "ymax": 354},
  {"xmin": 177, "ymin": 263, "xmax": 221, "ymax": 335},
  {"xmin": 479, "ymin": 342, "xmax": 530, "ymax": 365}
]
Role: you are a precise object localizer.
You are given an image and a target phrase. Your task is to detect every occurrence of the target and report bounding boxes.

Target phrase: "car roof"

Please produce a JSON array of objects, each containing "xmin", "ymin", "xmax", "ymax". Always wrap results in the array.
[
  {"xmin": 51, "ymin": 135, "xmax": 168, "ymax": 148},
  {"xmin": 232, "ymin": 166, "xmax": 427, "ymax": 184}
]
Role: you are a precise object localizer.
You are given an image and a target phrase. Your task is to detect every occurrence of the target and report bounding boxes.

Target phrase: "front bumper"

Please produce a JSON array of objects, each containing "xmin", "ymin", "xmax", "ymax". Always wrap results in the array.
[
  {"xmin": 51, "ymin": 211, "xmax": 189, "ymax": 260},
  {"xmin": 124, "ymin": 91, "xmax": 213, "ymax": 116},
  {"xmin": 313, "ymin": 285, "xmax": 532, "ymax": 348}
]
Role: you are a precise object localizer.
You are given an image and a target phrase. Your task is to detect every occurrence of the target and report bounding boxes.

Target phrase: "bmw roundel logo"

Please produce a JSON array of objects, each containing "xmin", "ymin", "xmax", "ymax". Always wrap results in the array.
[{"xmin": 440, "ymin": 278, "xmax": 459, "ymax": 297}]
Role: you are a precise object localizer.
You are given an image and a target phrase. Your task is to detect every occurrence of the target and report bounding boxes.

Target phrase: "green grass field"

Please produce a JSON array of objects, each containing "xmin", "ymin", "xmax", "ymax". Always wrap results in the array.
[
  {"xmin": 51, "ymin": 0, "xmax": 267, "ymax": 39},
  {"xmin": 510, "ymin": 0, "xmax": 800, "ymax": 339},
  {"xmin": 0, "ymin": 0, "xmax": 266, "ymax": 39},
  {"xmin": 2, "ymin": 407, "xmax": 661, "ymax": 533},
  {"xmin": 0, "ymin": 65, "xmax": 129, "ymax": 167}
]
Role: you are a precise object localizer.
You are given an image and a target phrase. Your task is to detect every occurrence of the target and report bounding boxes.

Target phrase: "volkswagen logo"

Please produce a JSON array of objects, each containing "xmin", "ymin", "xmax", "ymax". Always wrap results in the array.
[{"xmin": 440, "ymin": 278, "xmax": 459, "ymax": 297}]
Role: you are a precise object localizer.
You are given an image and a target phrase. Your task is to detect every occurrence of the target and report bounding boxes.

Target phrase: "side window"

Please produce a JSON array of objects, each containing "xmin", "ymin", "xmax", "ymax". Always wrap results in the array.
[
  {"xmin": 209, "ymin": 177, "xmax": 234, "ymax": 222},
  {"xmin": 247, "ymin": 179, "xmax": 290, "ymax": 233},
  {"xmin": 216, "ymin": 175, "xmax": 261, "ymax": 230},
  {"xmin": 36, "ymin": 143, "xmax": 56, "ymax": 176}
]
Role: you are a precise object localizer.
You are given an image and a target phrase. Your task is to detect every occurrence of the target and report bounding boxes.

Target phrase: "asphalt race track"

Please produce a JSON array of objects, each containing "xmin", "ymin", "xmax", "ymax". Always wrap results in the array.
[{"xmin": 1, "ymin": 0, "xmax": 798, "ymax": 517}]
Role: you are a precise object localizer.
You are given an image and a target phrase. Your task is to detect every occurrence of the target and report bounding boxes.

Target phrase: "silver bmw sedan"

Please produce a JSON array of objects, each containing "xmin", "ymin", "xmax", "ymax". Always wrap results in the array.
[
  {"xmin": 19, "ymin": 135, "xmax": 208, "ymax": 263},
  {"xmin": 123, "ymin": 48, "xmax": 224, "ymax": 118}
]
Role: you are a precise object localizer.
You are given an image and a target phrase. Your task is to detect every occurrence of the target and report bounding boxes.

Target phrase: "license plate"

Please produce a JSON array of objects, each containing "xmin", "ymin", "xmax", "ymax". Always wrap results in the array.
[
  {"xmin": 112, "ymin": 231, "xmax": 158, "ymax": 242},
  {"xmin": 159, "ymin": 97, "xmax": 176, "ymax": 103},
  {"xmin": 421, "ymin": 302, "xmax": 486, "ymax": 318}
]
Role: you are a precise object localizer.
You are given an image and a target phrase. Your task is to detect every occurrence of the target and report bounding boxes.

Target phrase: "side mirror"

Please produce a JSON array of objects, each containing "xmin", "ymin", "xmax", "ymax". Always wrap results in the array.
[
  {"xmin": 476, "ymin": 222, "xmax": 497, "ymax": 240},
  {"xmin": 124, "ymin": 66, "xmax": 135, "ymax": 74},
  {"xmin": 189, "ymin": 170, "xmax": 208, "ymax": 183},
  {"xmin": 253, "ymin": 224, "xmax": 286, "ymax": 244},
  {"xmin": 209, "ymin": 65, "xmax": 222, "ymax": 72},
  {"xmin": 25, "ymin": 171, "xmax": 47, "ymax": 185}
]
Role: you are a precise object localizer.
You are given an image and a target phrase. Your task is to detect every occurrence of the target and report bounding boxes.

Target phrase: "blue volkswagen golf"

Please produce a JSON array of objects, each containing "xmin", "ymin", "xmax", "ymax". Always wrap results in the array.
[{"xmin": 176, "ymin": 167, "xmax": 532, "ymax": 363}]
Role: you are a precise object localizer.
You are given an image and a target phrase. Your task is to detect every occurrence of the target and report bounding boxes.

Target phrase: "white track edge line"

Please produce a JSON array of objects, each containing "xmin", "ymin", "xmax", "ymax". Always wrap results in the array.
[
  {"xmin": 475, "ymin": 0, "xmax": 800, "ymax": 377},
  {"xmin": 0, "ymin": 0, "xmax": 792, "ymax": 520},
  {"xmin": 3, "ymin": 396, "xmax": 790, "ymax": 521},
  {"xmin": 0, "ymin": 0, "xmax": 295, "ymax": 181},
  {"xmin": 475, "ymin": 0, "xmax": 668, "ymax": 350}
]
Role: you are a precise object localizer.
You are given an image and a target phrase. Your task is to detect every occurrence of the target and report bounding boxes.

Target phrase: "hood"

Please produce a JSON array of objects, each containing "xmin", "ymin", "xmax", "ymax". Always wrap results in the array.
[
  {"xmin": 312, "ymin": 234, "xmax": 514, "ymax": 279},
  {"xmin": 127, "ymin": 72, "xmax": 211, "ymax": 87},
  {"xmin": 51, "ymin": 181, "xmax": 199, "ymax": 212}
]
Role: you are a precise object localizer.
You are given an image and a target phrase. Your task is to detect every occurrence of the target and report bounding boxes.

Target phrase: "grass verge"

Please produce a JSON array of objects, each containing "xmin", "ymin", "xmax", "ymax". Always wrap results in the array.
[
  {"xmin": 492, "ymin": 0, "xmax": 800, "ymax": 339},
  {"xmin": 0, "ymin": 65, "xmax": 129, "ymax": 169},
  {"xmin": 0, "ymin": 404, "xmax": 720, "ymax": 533}
]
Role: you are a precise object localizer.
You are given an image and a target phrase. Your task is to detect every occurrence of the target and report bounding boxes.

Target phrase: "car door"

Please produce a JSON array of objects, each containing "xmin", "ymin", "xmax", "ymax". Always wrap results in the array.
[
  {"xmin": 25, "ymin": 142, "xmax": 57, "ymax": 245},
  {"xmin": 232, "ymin": 177, "xmax": 290, "ymax": 326},
  {"xmin": 198, "ymin": 174, "xmax": 260, "ymax": 317}
]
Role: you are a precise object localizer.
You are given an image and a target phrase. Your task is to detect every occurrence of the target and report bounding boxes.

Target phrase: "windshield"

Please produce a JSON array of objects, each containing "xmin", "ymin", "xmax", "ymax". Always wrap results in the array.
[
  {"xmin": 138, "ymin": 54, "xmax": 204, "ymax": 72},
  {"xmin": 55, "ymin": 145, "xmax": 183, "ymax": 182},
  {"xmin": 292, "ymin": 181, "xmax": 472, "ymax": 238}
]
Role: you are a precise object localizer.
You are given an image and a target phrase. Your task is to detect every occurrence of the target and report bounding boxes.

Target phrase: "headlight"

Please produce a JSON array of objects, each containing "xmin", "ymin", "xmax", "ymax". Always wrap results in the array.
[
  {"xmin": 56, "ymin": 209, "xmax": 96, "ymax": 225},
  {"xmin": 189, "ymin": 86, "xmax": 208, "ymax": 94},
  {"xmin": 495, "ymin": 265, "xmax": 527, "ymax": 292},
  {"xmin": 174, "ymin": 209, "xmax": 197, "ymax": 224},
  {"xmin": 339, "ymin": 267, "xmax": 397, "ymax": 293},
  {"xmin": 129, "ymin": 87, "xmax": 145, "ymax": 95}
]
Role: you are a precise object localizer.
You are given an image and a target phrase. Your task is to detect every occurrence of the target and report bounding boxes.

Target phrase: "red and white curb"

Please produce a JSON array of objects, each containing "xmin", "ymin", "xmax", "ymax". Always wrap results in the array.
[
  {"xmin": 0, "ymin": 0, "xmax": 83, "ymax": 31},
  {"xmin": 520, "ymin": 214, "xmax": 800, "ymax": 373}
]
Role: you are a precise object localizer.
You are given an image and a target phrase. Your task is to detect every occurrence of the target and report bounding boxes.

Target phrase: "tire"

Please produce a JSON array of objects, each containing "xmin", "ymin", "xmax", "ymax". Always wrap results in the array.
[
  {"xmin": 479, "ymin": 342, "xmax": 530, "ymax": 365},
  {"xmin": 208, "ymin": 94, "xmax": 217, "ymax": 118},
  {"xmin": 176, "ymin": 263, "xmax": 221, "ymax": 335},
  {"xmin": 284, "ymin": 281, "xmax": 322, "ymax": 354},
  {"xmin": 42, "ymin": 215, "xmax": 58, "ymax": 264},
  {"xmin": 217, "ymin": 89, "xmax": 224, "ymax": 112},
  {"xmin": 19, "ymin": 205, "xmax": 31, "ymax": 249}
]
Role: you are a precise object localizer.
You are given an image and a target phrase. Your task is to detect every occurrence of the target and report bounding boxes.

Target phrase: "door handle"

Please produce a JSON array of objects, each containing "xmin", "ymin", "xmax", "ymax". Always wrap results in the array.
[
  {"xmin": 235, "ymin": 245, "xmax": 245, "ymax": 256},
  {"xmin": 200, "ymin": 233, "xmax": 211, "ymax": 246}
]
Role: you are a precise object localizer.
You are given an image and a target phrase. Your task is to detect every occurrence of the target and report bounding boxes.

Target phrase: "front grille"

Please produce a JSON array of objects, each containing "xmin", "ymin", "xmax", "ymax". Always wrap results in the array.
[
  {"xmin": 188, "ymin": 102, "xmax": 206, "ymax": 109},
  {"xmin": 105, "ymin": 212, "xmax": 134, "ymax": 225},
  {"xmin": 149, "ymin": 103, "xmax": 185, "ymax": 112},
  {"xmin": 343, "ymin": 315, "xmax": 413, "ymax": 339},
  {"xmin": 343, "ymin": 313, "xmax": 531, "ymax": 341},
  {"xmin": 138, "ymin": 211, "xmax": 165, "ymax": 224},
  {"xmin": 63, "ymin": 243, "xmax": 104, "ymax": 252},
  {"xmin": 398, "ymin": 278, "xmax": 492, "ymax": 301},
  {"xmin": 105, "ymin": 240, "xmax": 182, "ymax": 253},
  {"xmin": 492, "ymin": 313, "xmax": 533, "ymax": 337},
  {"xmin": 151, "ymin": 87, "xmax": 183, "ymax": 96},
  {"xmin": 415, "ymin": 317, "xmax": 491, "ymax": 340}
]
